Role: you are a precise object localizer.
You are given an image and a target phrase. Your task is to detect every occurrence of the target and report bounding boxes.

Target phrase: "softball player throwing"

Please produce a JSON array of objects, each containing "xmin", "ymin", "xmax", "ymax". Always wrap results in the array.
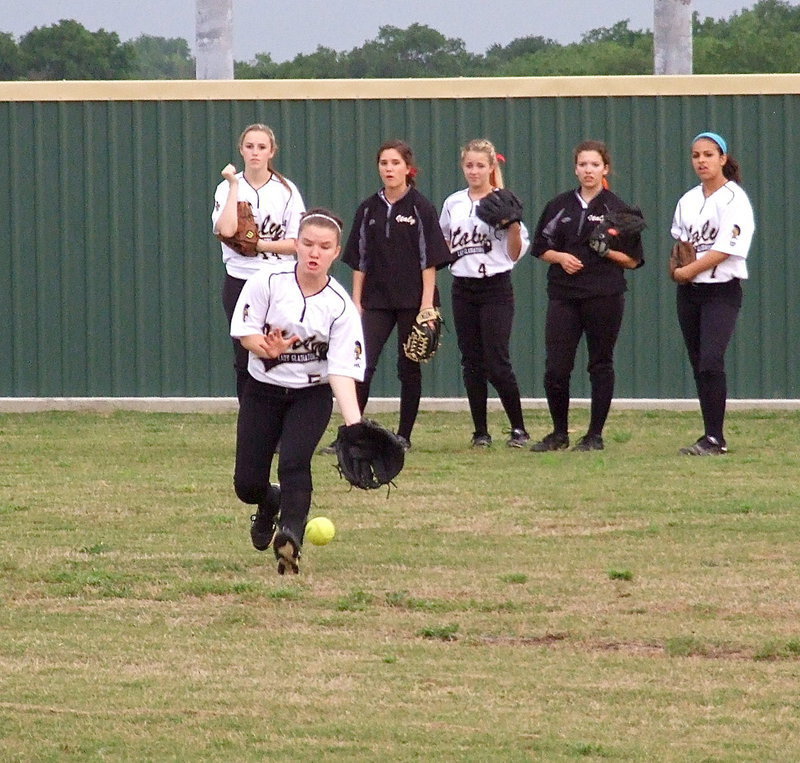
[
  {"xmin": 670, "ymin": 132, "xmax": 754, "ymax": 455},
  {"xmin": 439, "ymin": 139, "xmax": 530, "ymax": 448},
  {"xmin": 530, "ymin": 140, "xmax": 644, "ymax": 452},
  {"xmin": 230, "ymin": 208, "xmax": 364, "ymax": 575},
  {"xmin": 340, "ymin": 139, "xmax": 454, "ymax": 450},
  {"xmin": 212, "ymin": 123, "xmax": 306, "ymax": 400}
]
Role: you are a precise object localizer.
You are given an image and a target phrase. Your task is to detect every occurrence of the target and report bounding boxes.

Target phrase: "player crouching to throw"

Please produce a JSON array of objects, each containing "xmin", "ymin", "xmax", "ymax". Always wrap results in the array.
[{"xmin": 231, "ymin": 208, "xmax": 388, "ymax": 574}]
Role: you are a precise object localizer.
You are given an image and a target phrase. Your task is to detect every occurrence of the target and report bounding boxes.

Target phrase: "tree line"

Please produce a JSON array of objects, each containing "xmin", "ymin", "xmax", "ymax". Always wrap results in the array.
[{"xmin": 0, "ymin": 1, "xmax": 797, "ymax": 81}]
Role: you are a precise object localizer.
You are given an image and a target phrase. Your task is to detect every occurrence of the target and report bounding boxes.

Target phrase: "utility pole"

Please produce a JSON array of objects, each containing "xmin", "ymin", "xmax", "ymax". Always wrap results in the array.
[
  {"xmin": 654, "ymin": 0, "xmax": 693, "ymax": 74},
  {"xmin": 196, "ymin": 0, "xmax": 234, "ymax": 79}
]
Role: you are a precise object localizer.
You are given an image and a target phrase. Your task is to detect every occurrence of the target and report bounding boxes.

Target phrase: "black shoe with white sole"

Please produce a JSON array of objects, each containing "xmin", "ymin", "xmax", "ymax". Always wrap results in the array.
[
  {"xmin": 572, "ymin": 433, "xmax": 604, "ymax": 452},
  {"xmin": 273, "ymin": 528, "xmax": 301, "ymax": 575},
  {"xmin": 530, "ymin": 432, "xmax": 569, "ymax": 452},
  {"xmin": 471, "ymin": 432, "xmax": 492, "ymax": 448},
  {"xmin": 506, "ymin": 429, "xmax": 531, "ymax": 448},
  {"xmin": 250, "ymin": 483, "xmax": 280, "ymax": 551},
  {"xmin": 679, "ymin": 435, "xmax": 728, "ymax": 456}
]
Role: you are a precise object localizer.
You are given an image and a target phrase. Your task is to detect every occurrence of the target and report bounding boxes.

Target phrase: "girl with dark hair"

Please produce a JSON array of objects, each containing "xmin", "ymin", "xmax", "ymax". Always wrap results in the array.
[
  {"xmin": 530, "ymin": 140, "xmax": 645, "ymax": 452},
  {"xmin": 230, "ymin": 209, "xmax": 365, "ymax": 575},
  {"xmin": 213, "ymin": 123, "xmax": 306, "ymax": 399},
  {"xmin": 339, "ymin": 139, "xmax": 455, "ymax": 450},
  {"xmin": 670, "ymin": 132, "xmax": 754, "ymax": 455}
]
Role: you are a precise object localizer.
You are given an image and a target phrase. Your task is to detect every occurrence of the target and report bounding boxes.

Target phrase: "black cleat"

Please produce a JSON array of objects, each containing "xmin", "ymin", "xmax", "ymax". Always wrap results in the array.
[
  {"xmin": 572, "ymin": 433, "xmax": 605, "ymax": 452},
  {"xmin": 471, "ymin": 432, "xmax": 492, "ymax": 448},
  {"xmin": 506, "ymin": 428, "xmax": 531, "ymax": 448},
  {"xmin": 273, "ymin": 529, "xmax": 301, "ymax": 575},
  {"xmin": 250, "ymin": 483, "xmax": 280, "ymax": 551},
  {"xmin": 679, "ymin": 435, "xmax": 728, "ymax": 456},
  {"xmin": 396, "ymin": 435, "xmax": 412, "ymax": 453},
  {"xmin": 530, "ymin": 432, "xmax": 569, "ymax": 452}
]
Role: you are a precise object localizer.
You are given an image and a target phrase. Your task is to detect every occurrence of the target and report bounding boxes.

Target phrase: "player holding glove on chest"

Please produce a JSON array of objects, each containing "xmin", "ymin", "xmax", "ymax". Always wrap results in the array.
[
  {"xmin": 670, "ymin": 132, "xmax": 754, "ymax": 456},
  {"xmin": 530, "ymin": 140, "xmax": 644, "ymax": 454},
  {"xmin": 439, "ymin": 138, "xmax": 531, "ymax": 449}
]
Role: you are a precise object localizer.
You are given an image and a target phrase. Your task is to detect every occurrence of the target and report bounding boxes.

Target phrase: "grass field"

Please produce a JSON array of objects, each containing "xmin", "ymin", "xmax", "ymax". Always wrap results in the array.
[{"xmin": 1, "ymin": 408, "xmax": 799, "ymax": 761}]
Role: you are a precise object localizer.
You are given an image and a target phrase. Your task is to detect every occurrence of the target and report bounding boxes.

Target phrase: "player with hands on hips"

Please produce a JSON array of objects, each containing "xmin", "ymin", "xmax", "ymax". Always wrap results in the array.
[
  {"xmin": 339, "ymin": 139, "xmax": 455, "ymax": 452},
  {"xmin": 530, "ymin": 140, "xmax": 644, "ymax": 453},
  {"xmin": 212, "ymin": 123, "xmax": 306, "ymax": 400},
  {"xmin": 230, "ymin": 208, "xmax": 365, "ymax": 575},
  {"xmin": 439, "ymin": 139, "xmax": 531, "ymax": 448},
  {"xmin": 670, "ymin": 132, "xmax": 754, "ymax": 455}
]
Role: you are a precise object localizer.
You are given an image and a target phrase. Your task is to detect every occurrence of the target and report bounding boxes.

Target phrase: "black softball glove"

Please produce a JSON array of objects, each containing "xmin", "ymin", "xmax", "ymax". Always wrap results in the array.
[
  {"xmin": 588, "ymin": 206, "xmax": 647, "ymax": 257},
  {"xmin": 334, "ymin": 419, "xmax": 406, "ymax": 490},
  {"xmin": 475, "ymin": 189, "xmax": 523, "ymax": 230}
]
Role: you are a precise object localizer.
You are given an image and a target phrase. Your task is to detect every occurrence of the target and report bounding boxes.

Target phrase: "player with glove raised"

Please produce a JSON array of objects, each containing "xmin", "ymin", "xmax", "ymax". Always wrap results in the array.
[
  {"xmin": 212, "ymin": 124, "xmax": 306, "ymax": 400},
  {"xmin": 530, "ymin": 140, "xmax": 645, "ymax": 453},
  {"xmin": 439, "ymin": 139, "xmax": 531, "ymax": 449}
]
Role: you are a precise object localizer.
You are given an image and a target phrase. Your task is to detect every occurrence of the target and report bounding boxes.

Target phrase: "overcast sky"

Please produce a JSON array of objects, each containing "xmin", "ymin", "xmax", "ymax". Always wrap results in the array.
[{"xmin": 2, "ymin": 1, "xmax": 758, "ymax": 62}]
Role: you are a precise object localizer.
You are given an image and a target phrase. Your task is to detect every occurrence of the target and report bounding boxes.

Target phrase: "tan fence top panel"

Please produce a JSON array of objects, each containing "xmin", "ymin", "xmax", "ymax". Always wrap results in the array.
[{"xmin": 0, "ymin": 74, "xmax": 798, "ymax": 101}]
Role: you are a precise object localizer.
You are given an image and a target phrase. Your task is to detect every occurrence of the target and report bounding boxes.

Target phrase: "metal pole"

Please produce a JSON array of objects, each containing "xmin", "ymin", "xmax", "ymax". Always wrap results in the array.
[
  {"xmin": 654, "ymin": 0, "xmax": 693, "ymax": 74},
  {"xmin": 196, "ymin": 0, "xmax": 234, "ymax": 79}
]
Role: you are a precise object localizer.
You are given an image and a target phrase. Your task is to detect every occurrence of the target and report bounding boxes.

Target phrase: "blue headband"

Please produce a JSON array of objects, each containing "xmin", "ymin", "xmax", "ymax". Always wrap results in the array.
[{"xmin": 692, "ymin": 132, "xmax": 728, "ymax": 154}]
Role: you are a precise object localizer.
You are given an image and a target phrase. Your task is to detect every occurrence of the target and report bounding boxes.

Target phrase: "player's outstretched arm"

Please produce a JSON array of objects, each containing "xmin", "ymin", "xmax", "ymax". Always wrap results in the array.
[{"xmin": 329, "ymin": 375, "xmax": 361, "ymax": 425}]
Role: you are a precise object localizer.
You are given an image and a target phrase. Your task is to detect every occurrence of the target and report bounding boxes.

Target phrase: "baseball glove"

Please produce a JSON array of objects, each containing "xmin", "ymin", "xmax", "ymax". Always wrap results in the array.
[
  {"xmin": 475, "ymin": 189, "xmax": 523, "ymax": 230},
  {"xmin": 402, "ymin": 307, "xmax": 443, "ymax": 363},
  {"xmin": 334, "ymin": 419, "xmax": 406, "ymax": 490},
  {"xmin": 588, "ymin": 206, "xmax": 647, "ymax": 257},
  {"xmin": 669, "ymin": 240, "xmax": 697, "ymax": 279},
  {"xmin": 216, "ymin": 201, "xmax": 260, "ymax": 256}
]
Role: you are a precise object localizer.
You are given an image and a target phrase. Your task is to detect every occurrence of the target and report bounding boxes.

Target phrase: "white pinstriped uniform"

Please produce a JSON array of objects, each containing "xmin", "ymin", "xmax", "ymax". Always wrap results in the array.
[
  {"xmin": 671, "ymin": 180, "xmax": 754, "ymax": 283},
  {"xmin": 212, "ymin": 172, "xmax": 306, "ymax": 279},
  {"xmin": 230, "ymin": 263, "xmax": 365, "ymax": 389},
  {"xmin": 439, "ymin": 188, "xmax": 530, "ymax": 278}
]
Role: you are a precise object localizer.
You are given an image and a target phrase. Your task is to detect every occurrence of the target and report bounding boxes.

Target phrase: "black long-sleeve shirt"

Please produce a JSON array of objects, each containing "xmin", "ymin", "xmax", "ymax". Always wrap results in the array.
[
  {"xmin": 342, "ymin": 187, "xmax": 454, "ymax": 310},
  {"xmin": 532, "ymin": 188, "xmax": 644, "ymax": 300}
]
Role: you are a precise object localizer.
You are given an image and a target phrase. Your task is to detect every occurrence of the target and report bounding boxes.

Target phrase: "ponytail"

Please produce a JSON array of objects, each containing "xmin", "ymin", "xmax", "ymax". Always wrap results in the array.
[{"xmin": 723, "ymin": 155, "xmax": 742, "ymax": 184}]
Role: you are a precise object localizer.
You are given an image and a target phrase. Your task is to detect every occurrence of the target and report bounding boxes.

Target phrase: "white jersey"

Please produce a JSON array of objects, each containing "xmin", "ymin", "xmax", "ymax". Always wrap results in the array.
[
  {"xmin": 212, "ymin": 172, "xmax": 306, "ymax": 279},
  {"xmin": 671, "ymin": 180, "xmax": 754, "ymax": 283},
  {"xmin": 439, "ymin": 188, "xmax": 530, "ymax": 278},
  {"xmin": 230, "ymin": 263, "xmax": 365, "ymax": 389}
]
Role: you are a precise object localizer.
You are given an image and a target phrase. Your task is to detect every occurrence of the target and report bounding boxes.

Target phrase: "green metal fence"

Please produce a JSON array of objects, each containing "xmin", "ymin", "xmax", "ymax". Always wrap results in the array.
[{"xmin": 1, "ymin": 76, "xmax": 798, "ymax": 398}]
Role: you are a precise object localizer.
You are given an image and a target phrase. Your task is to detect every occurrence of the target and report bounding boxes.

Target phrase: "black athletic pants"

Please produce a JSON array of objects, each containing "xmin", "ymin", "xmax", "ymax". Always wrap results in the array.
[
  {"xmin": 676, "ymin": 280, "xmax": 742, "ymax": 444},
  {"xmin": 452, "ymin": 273, "xmax": 526, "ymax": 436},
  {"xmin": 357, "ymin": 308, "xmax": 421, "ymax": 442},
  {"xmin": 234, "ymin": 378, "xmax": 333, "ymax": 541},
  {"xmin": 543, "ymin": 292, "xmax": 625, "ymax": 437},
  {"xmin": 222, "ymin": 273, "xmax": 250, "ymax": 401}
]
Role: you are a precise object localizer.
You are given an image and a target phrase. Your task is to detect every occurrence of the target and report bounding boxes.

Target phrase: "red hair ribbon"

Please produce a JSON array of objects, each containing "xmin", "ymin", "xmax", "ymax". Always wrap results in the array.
[
  {"xmin": 407, "ymin": 166, "xmax": 418, "ymax": 178},
  {"xmin": 496, "ymin": 153, "xmax": 506, "ymax": 163}
]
